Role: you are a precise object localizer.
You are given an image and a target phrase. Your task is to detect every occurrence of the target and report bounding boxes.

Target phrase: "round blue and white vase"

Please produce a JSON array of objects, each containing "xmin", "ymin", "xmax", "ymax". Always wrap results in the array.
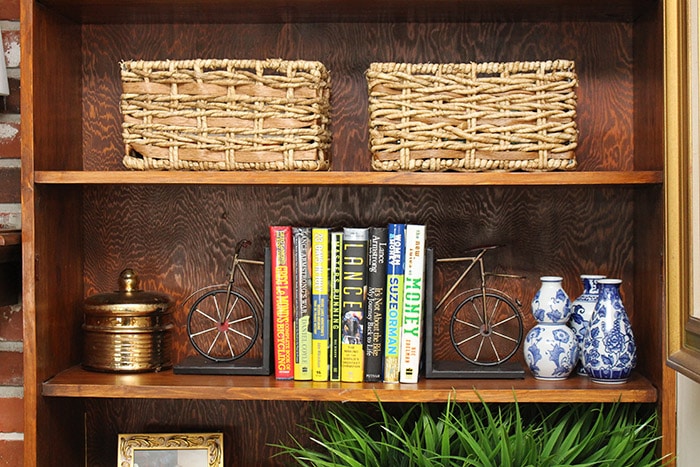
[
  {"xmin": 569, "ymin": 274, "xmax": 606, "ymax": 376},
  {"xmin": 530, "ymin": 276, "xmax": 571, "ymax": 324},
  {"xmin": 524, "ymin": 276, "xmax": 578, "ymax": 380},
  {"xmin": 582, "ymin": 278, "xmax": 637, "ymax": 384}
]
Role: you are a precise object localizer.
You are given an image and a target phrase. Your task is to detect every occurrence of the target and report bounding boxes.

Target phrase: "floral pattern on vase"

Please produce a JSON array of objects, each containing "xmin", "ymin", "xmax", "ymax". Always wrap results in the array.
[
  {"xmin": 524, "ymin": 276, "xmax": 578, "ymax": 380},
  {"xmin": 524, "ymin": 323, "xmax": 578, "ymax": 379},
  {"xmin": 569, "ymin": 274, "xmax": 606, "ymax": 376},
  {"xmin": 531, "ymin": 276, "xmax": 571, "ymax": 323},
  {"xmin": 582, "ymin": 278, "xmax": 636, "ymax": 384}
]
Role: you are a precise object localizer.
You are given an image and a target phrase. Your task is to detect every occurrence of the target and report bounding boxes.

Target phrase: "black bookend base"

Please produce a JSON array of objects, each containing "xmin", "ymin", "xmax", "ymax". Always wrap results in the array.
[
  {"xmin": 426, "ymin": 360, "xmax": 525, "ymax": 379},
  {"xmin": 174, "ymin": 354, "xmax": 270, "ymax": 376}
]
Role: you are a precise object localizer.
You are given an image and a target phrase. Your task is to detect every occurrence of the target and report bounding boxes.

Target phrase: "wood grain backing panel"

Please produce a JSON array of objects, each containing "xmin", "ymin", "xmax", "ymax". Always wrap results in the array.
[
  {"xmin": 80, "ymin": 184, "xmax": 647, "ymax": 372},
  {"xmin": 634, "ymin": 184, "xmax": 673, "ymax": 460},
  {"xmin": 84, "ymin": 398, "xmax": 334, "ymax": 467},
  {"xmin": 32, "ymin": 185, "xmax": 85, "ymax": 465},
  {"xmin": 633, "ymin": 0, "xmax": 665, "ymax": 171},
  {"xmin": 81, "ymin": 21, "xmax": 636, "ymax": 173},
  {"xmin": 32, "ymin": 1, "xmax": 82, "ymax": 171},
  {"xmin": 34, "ymin": 186, "xmax": 84, "ymax": 374},
  {"xmin": 37, "ymin": 398, "xmax": 85, "ymax": 466},
  {"xmin": 632, "ymin": 187, "xmax": 664, "ymax": 386},
  {"xmin": 38, "ymin": 0, "xmax": 657, "ymax": 24}
]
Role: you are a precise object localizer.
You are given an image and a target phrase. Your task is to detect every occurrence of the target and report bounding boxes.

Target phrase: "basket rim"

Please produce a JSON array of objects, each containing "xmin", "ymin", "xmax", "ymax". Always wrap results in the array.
[
  {"xmin": 121, "ymin": 58, "xmax": 329, "ymax": 73},
  {"xmin": 367, "ymin": 59, "xmax": 576, "ymax": 74}
]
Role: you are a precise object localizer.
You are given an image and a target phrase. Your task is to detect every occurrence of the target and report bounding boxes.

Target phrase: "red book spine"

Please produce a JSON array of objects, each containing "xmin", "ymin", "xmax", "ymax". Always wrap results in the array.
[{"xmin": 270, "ymin": 226, "xmax": 295, "ymax": 380}]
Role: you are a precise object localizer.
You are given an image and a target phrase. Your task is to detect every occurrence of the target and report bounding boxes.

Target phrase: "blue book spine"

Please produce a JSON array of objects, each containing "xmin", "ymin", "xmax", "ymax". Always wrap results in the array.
[{"xmin": 383, "ymin": 223, "xmax": 406, "ymax": 383}]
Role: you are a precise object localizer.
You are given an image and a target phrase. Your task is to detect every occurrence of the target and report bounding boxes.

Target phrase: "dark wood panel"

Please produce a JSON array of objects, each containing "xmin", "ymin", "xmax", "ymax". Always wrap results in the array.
[
  {"xmin": 85, "ymin": 398, "xmax": 322, "ymax": 466},
  {"xmin": 633, "ymin": 3, "xmax": 665, "ymax": 171},
  {"xmin": 81, "ymin": 22, "xmax": 638, "ymax": 173},
  {"xmin": 42, "ymin": 0, "xmax": 657, "ymax": 24},
  {"xmin": 33, "ymin": 184, "xmax": 85, "ymax": 466},
  {"xmin": 82, "ymin": 185, "xmax": 643, "ymax": 371},
  {"xmin": 33, "ymin": 1, "xmax": 83, "ymax": 171}
]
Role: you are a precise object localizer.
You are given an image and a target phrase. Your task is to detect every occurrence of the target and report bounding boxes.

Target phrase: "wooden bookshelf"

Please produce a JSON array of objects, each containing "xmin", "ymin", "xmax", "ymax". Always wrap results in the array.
[{"xmin": 21, "ymin": 0, "xmax": 676, "ymax": 464}]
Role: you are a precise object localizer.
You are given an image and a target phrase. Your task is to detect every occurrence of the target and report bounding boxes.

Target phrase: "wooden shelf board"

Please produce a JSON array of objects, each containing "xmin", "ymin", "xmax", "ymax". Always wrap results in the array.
[
  {"xmin": 43, "ymin": 366, "xmax": 658, "ymax": 403},
  {"xmin": 34, "ymin": 170, "xmax": 663, "ymax": 187},
  {"xmin": 0, "ymin": 230, "xmax": 21, "ymax": 247}
]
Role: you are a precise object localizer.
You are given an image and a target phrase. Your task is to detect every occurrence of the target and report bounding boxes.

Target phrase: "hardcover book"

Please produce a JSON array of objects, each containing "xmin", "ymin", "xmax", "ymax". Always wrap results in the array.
[
  {"xmin": 399, "ymin": 224, "xmax": 426, "ymax": 384},
  {"xmin": 383, "ymin": 223, "xmax": 406, "ymax": 383},
  {"xmin": 270, "ymin": 226, "xmax": 295, "ymax": 380},
  {"xmin": 311, "ymin": 227, "xmax": 330, "ymax": 381},
  {"xmin": 340, "ymin": 227, "xmax": 369, "ymax": 382},
  {"xmin": 293, "ymin": 227, "xmax": 313, "ymax": 381},
  {"xmin": 364, "ymin": 226, "xmax": 388, "ymax": 382},
  {"xmin": 329, "ymin": 231, "xmax": 343, "ymax": 382}
]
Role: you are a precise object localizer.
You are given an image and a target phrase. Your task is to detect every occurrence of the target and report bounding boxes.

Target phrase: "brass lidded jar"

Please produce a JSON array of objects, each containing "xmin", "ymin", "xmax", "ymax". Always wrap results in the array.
[{"xmin": 82, "ymin": 268, "xmax": 174, "ymax": 372}]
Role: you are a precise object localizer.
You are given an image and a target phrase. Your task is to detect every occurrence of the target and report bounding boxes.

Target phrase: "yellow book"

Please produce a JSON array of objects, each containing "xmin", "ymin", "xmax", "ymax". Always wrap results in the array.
[{"xmin": 311, "ymin": 228, "xmax": 330, "ymax": 381}]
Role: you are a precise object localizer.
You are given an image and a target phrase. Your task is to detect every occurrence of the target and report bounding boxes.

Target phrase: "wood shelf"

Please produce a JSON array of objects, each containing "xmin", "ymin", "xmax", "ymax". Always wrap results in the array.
[
  {"xmin": 43, "ymin": 365, "xmax": 658, "ymax": 403},
  {"xmin": 0, "ymin": 230, "xmax": 20, "ymax": 247},
  {"xmin": 34, "ymin": 170, "xmax": 663, "ymax": 187}
]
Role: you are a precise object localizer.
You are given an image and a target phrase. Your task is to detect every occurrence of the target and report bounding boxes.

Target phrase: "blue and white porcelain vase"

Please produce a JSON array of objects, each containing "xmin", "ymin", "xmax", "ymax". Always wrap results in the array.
[
  {"xmin": 569, "ymin": 274, "xmax": 606, "ymax": 376},
  {"xmin": 524, "ymin": 276, "xmax": 578, "ymax": 380},
  {"xmin": 582, "ymin": 278, "xmax": 637, "ymax": 384}
]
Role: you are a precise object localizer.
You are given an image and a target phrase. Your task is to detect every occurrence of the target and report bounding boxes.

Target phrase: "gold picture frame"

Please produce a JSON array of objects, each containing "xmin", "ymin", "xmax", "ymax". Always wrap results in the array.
[
  {"xmin": 117, "ymin": 433, "xmax": 223, "ymax": 467},
  {"xmin": 666, "ymin": 0, "xmax": 700, "ymax": 383}
]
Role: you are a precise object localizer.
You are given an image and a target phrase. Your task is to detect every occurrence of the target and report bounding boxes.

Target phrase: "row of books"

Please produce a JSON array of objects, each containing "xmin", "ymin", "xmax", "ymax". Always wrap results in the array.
[{"xmin": 269, "ymin": 224, "xmax": 427, "ymax": 383}]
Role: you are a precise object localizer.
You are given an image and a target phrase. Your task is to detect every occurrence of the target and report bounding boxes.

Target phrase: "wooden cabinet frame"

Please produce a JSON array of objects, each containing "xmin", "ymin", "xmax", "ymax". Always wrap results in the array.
[
  {"xmin": 21, "ymin": 0, "xmax": 677, "ymax": 464},
  {"xmin": 667, "ymin": 0, "xmax": 700, "ymax": 384}
]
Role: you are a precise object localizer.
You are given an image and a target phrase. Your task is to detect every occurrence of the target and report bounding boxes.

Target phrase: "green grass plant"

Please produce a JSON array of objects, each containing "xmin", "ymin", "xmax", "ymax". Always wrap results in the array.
[{"xmin": 273, "ymin": 398, "xmax": 664, "ymax": 466}]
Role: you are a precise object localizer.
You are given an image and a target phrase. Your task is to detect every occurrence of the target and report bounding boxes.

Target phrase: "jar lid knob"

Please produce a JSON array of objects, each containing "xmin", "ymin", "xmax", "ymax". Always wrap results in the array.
[{"xmin": 118, "ymin": 269, "xmax": 140, "ymax": 293}]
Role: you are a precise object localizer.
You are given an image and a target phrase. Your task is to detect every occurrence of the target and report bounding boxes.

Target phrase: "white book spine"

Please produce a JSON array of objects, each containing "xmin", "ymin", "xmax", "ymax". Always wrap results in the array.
[{"xmin": 399, "ymin": 224, "xmax": 426, "ymax": 383}]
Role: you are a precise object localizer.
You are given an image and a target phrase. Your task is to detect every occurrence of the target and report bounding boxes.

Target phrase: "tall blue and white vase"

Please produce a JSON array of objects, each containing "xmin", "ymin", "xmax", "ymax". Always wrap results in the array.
[
  {"xmin": 569, "ymin": 274, "xmax": 606, "ymax": 376},
  {"xmin": 524, "ymin": 276, "xmax": 578, "ymax": 380},
  {"xmin": 582, "ymin": 278, "xmax": 637, "ymax": 384}
]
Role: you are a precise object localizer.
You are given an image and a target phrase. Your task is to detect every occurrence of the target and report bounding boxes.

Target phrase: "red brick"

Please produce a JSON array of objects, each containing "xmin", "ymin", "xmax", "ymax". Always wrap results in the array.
[
  {"xmin": 0, "ymin": 0, "xmax": 19, "ymax": 21},
  {"xmin": 0, "ymin": 122, "xmax": 19, "ymax": 159},
  {"xmin": 0, "ymin": 396, "xmax": 22, "ymax": 432},
  {"xmin": 0, "ymin": 305, "xmax": 21, "ymax": 341},
  {"xmin": 0, "ymin": 440, "xmax": 22, "ymax": 467},
  {"xmin": 0, "ymin": 350, "xmax": 21, "ymax": 386}
]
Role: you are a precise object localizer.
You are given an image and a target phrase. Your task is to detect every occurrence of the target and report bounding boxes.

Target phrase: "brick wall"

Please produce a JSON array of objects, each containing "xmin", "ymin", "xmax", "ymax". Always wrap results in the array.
[{"xmin": 0, "ymin": 0, "xmax": 22, "ymax": 465}]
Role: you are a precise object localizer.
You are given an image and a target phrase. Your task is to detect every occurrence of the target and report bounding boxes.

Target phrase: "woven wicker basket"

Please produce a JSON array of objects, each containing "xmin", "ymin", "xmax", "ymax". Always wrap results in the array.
[
  {"xmin": 121, "ymin": 59, "xmax": 331, "ymax": 171},
  {"xmin": 367, "ymin": 60, "xmax": 578, "ymax": 172}
]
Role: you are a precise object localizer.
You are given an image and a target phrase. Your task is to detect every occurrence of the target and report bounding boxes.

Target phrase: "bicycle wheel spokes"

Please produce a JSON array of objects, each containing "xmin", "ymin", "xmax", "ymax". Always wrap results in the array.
[
  {"xmin": 226, "ymin": 315, "xmax": 255, "ymax": 339},
  {"xmin": 450, "ymin": 291, "xmax": 523, "ymax": 366},
  {"xmin": 187, "ymin": 289, "xmax": 260, "ymax": 362},
  {"xmin": 222, "ymin": 294, "xmax": 240, "ymax": 323}
]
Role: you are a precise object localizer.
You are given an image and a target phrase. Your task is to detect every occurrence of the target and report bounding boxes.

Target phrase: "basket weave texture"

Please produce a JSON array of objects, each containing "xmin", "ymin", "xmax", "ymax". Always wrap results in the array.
[
  {"xmin": 367, "ymin": 60, "xmax": 578, "ymax": 172},
  {"xmin": 121, "ymin": 59, "xmax": 331, "ymax": 171}
]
